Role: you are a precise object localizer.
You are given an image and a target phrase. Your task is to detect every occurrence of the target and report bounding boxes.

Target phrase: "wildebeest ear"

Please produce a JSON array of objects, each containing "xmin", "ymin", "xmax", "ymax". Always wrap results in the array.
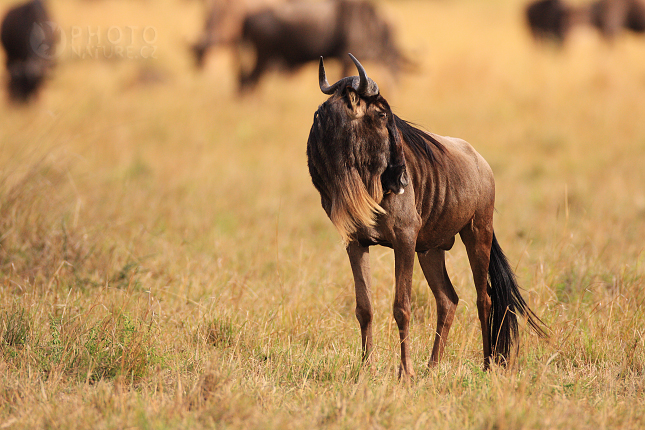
[{"xmin": 346, "ymin": 87, "xmax": 361, "ymax": 110}]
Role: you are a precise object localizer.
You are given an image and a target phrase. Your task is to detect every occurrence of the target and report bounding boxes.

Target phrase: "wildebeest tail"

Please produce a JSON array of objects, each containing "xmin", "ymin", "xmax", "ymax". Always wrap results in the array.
[{"xmin": 488, "ymin": 232, "xmax": 547, "ymax": 362}]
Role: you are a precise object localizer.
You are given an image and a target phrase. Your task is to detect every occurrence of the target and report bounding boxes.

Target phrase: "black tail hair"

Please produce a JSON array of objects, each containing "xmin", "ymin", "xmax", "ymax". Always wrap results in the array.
[{"xmin": 488, "ymin": 232, "xmax": 547, "ymax": 362}]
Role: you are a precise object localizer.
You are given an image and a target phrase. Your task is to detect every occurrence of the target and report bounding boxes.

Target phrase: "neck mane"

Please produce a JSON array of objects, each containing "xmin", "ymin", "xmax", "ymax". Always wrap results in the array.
[{"xmin": 394, "ymin": 115, "xmax": 445, "ymax": 163}]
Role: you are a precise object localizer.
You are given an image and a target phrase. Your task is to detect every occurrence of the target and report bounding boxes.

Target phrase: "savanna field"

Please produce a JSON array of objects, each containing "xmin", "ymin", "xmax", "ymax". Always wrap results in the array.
[{"xmin": 1, "ymin": 0, "xmax": 645, "ymax": 428}]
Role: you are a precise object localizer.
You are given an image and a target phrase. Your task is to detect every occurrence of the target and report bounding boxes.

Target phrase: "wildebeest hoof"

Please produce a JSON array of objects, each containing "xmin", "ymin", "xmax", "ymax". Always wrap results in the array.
[{"xmin": 398, "ymin": 364, "xmax": 416, "ymax": 381}]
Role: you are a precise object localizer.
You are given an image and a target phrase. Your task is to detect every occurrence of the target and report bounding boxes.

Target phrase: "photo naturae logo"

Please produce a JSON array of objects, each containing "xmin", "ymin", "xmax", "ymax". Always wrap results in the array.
[
  {"xmin": 30, "ymin": 21, "xmax": 65, "ymax": 60},
  {"xmin": 29, "ymin": 22, "xmax": 158, "ymax": 60}
]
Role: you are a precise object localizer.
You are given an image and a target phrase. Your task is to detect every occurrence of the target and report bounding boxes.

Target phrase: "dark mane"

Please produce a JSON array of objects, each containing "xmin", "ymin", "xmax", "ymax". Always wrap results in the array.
[{"xmin": 394, "ymin": 115, "xmax": 445, "ymax": 163}]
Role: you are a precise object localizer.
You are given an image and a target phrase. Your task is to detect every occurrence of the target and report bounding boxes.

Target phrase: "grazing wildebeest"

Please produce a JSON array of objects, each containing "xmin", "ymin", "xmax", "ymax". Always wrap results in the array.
[
  {"xmin": 1, "ymin": 0, "xmax": 55, "ymax": 102},
  {"xmin": 525, "ymin": 0, "xmax": 591, "ymax": 43},
  {"xmin": 307, "ymin": 54, "xmax": 546, "ymax": 376},
  {"xmin": 590, "ymin": 0, "xmax": 645, "ymax": 39},
  {"xmin": 191, "ymin": 0, "xmax": 285, "ymax": 68},
  {"xmin": 239, "ymin": 0, "xmax": 408, "ymax": 91},
  {"xmin": 526, "ymin": 0, "xmax": 574, "ymax": 42}
]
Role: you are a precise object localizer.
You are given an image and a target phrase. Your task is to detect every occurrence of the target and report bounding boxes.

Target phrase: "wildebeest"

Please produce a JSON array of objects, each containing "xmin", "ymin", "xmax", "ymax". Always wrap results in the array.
[
  {"xmin": 239, "ymin": 0, "xmax": 408, "ymax": 91},
  {"xmin": 589, "ymin": 0, "xmax": 645, "ymax": 39},
  {"xmin": 191, "ymin": 0, "xmax": 285, "ymax": 68},
  {"xmin": 307, "ymin": 54, "xmax": 546, "ymax": 376},
  {"xmin": 525, "ymin": 0, "xmax": 591, "ymax": 43},
  {"xmin": 526, "ymin": 0, "xmax": 575, "ymax": 42},
  {"xmin": 1, "ymin": 0, "xmax": 55, "ymax": 102}
]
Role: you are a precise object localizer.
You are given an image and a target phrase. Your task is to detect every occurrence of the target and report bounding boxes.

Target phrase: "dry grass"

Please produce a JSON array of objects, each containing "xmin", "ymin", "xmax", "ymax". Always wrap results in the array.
[{"xmin": 1, "ymin": 0, "xmax": 644, "ymax": 428}]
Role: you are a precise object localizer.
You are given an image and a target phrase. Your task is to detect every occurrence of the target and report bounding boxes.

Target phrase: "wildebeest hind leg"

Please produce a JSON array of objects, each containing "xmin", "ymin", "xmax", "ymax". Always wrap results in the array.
[
  {"xmin": 347, "ymin": 242, "xmax": 374, "ymax": 364},
  {"xmin": 459, "ymin": 220, "xmax": 494, "ymax": 369},
  {"xmin": 417, "ymin": 248, "xmax": 459, "ymax": 367}
]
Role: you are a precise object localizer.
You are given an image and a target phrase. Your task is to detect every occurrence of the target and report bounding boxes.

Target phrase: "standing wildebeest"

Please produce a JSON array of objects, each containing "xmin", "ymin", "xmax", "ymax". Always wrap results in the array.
[
  {"xmin": 525, "ymin": 0, "xmax": 591, "ymax": 43},
  {"xmin": 1, "ymin": 0, "xmax": 55, "ymax": 102},
  {"xmin": 589, "ymin": 0, "xmax": 645, "ymax": 39},
  {"xmin": 307, "ymin": 54, "xmax": 546, "ymax": 376},
  {"xmin": 526, "ymin": 0, "xmax": 575, "ymax": 42},
  {"xmin": 239, "ymin": 0, "xmax": 407, "ymax": 91},
  {"xmin": 191, "ymin": 0, "xmax": 285, "ymax": 68}
]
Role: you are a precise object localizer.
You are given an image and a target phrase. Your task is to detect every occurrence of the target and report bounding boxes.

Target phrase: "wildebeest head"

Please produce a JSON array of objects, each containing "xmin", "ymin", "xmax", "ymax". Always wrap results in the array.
[{"xmin": 307, "ymin": 54, "xmax": 408, "ymax": 242}]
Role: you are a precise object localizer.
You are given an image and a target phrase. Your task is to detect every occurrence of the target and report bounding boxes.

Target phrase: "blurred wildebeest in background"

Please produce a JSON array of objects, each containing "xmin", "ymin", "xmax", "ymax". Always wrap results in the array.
[
  {"xmin": 589, "ymin": 0, "xmax": 645, "ymax": 39},
  {"xmin": 192, "ymin": 0, "xmax": 285, "ymax": 68},
  {"xmin": 525, "ymin": 0, "xmax": 590, "ymax": 43},
  {"xmin": 525, "ymin": 0, "xmax": 645, "ymax": 43},
  {"xmin": 526, "ymin": 0, "xmax": 573, "ymax": 42},
  {"xmin": 1, "ymin": 0, "xmax": 56, "ymax": 103},
  {"xmin": 239, "ymin": 0, "xmax": 409, "ymax": 91}
]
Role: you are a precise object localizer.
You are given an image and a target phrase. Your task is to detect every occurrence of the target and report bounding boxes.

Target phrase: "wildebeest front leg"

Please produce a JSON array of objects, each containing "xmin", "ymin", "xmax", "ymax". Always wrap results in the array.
[
  {"xmin": 347, "ymin": 242, "xmax": 374, "ymax": 363},
  {"xmin": 239, "ymin": 52, "xmax": 268, "ymax": 92},
  {"xmin": 417, "ymin": 248, "xmax": 459, "ymax": 366},
  {"xmin": 393, "ymin": 239, "xmax": 417, "ymax": 378}
]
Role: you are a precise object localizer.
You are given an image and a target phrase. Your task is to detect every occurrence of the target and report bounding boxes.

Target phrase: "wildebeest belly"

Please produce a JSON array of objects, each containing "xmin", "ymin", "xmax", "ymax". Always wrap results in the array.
[{"xmin": 352, "ymin": 216, "xmax": 461, "ymax": 252}]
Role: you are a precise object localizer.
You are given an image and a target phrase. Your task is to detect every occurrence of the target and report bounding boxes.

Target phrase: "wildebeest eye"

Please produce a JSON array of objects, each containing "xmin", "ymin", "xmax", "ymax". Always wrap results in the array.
[{"xmin": 378, "ymin": 112, "xmax": 387, "ymax": 119}]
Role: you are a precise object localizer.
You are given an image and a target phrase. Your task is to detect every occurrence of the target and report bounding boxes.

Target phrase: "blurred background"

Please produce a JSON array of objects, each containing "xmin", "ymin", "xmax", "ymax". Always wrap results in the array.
[
  {"xmin": 1, "ymin": 0, "xmax": 645, "ymax": 426},
  {"xmin": 2, "ymin": 0, "xmax": 645, "ymax": 363}
]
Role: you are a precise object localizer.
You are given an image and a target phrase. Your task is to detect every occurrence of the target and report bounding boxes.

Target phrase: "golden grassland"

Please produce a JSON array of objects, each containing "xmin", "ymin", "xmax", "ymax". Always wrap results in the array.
[{"xmin": 1, "ymin": 0, "xmax": 645, "ymax": 428}]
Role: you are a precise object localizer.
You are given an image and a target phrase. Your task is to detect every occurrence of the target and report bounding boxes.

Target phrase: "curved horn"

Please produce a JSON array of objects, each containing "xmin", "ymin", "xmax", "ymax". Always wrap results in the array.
[
  {"xmin": 318, "ymin": 55, "xmax": 379, "ymax": 96},
  {"xmin": 319, "ymin": 57, "xmax": 347, "ymax": 95},
  {"xmin": 349, "ymin": 53, "xmax": 368, "ymax": 95},
  {"xmin": 349, "ymin": 53, "xmax": 379, "ymax": 96},
  {"xmin": 318, "ymin": 57, "xmax": 333, "ymax": 94}
]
